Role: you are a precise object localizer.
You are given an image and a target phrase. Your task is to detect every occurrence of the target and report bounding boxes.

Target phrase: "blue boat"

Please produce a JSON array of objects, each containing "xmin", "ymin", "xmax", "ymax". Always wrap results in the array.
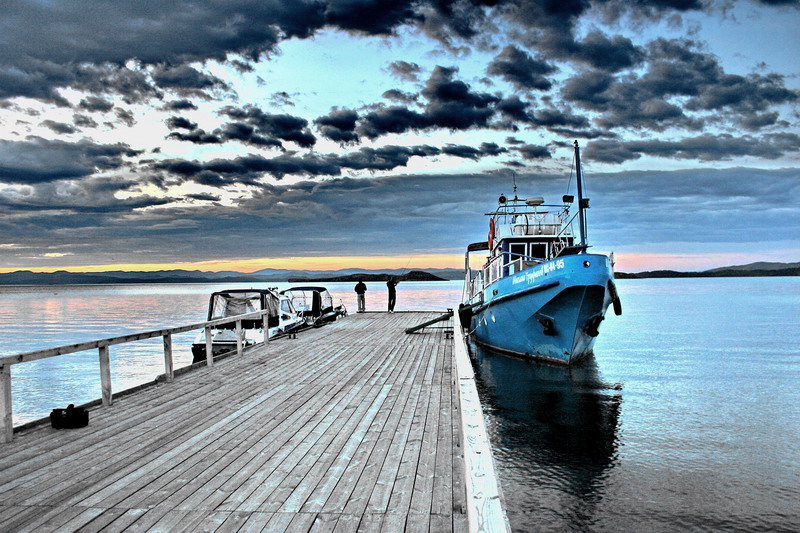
[{"xmin": 460, "ymin": 141, "xmax": 621, "ymax": 365}]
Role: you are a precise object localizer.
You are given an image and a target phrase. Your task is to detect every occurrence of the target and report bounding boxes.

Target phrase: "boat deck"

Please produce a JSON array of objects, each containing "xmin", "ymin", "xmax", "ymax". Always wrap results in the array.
[{"xmin": 0, "ymin": 312, "xmax": 469, "ymax": 532}]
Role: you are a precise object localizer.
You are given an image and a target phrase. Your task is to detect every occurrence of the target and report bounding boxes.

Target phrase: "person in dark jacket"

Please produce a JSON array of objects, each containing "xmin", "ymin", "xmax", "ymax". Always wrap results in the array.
[
  {"xmin": 354, "ymin": 280, "xmax": 367, "ymax": 312},
  {"xmin": 386, "ymin": 277, "xmax": 398, "ymax": 313}
]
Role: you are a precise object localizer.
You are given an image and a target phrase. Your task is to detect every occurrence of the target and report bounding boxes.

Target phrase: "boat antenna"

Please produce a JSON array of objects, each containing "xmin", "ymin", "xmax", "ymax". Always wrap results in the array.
[
  {"xmin": 574, "ymin": 140, "xmax": 588, "ymax": 248},
  {"xmin": 512, "ymin": 171, "xmax": 517, "ymax": 201}
]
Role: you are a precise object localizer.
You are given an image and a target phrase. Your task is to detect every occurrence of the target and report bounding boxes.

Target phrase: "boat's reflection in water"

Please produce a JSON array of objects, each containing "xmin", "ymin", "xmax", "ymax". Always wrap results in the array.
[{"xmin": 470, "ymin": 344, "xmax": 622, "ymax": 531}]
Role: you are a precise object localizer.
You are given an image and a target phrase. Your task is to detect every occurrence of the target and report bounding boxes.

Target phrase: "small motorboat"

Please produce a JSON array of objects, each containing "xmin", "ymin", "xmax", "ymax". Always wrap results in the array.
[
  {"xmin": 279, "ymin": 286, "xmax": 347, "ymax": 328},
  {"xmin": 191, "ymin": 288, "xmax": 305, "ymax": 363}
]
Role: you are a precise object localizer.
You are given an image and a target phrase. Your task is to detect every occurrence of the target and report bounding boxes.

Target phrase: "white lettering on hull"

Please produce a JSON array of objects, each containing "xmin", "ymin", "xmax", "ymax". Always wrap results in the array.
[{"xmin": 511, "ymin": 259, "xmax": 565, "ymax": 286}]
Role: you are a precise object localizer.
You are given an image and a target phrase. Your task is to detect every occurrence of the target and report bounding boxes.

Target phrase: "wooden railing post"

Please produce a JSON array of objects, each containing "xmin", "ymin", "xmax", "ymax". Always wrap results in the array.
[
  {"xmin": 163, "ymin": 334, "xmax": 174, "ymax": 383},
  {"xmin": 1, "ymin": 364, "xmax": 12, "ymax": 443},
  {"xmin": 236, "ymin": 320, "xmax": 243, "ymax": 357},
  {"xmin": 99, "ymin": 345, "xmax": 113, "ymax": 406},
  {"xmin": 205, "ymin": 327, "xmax": 213, "ymax": 367},
  {"xmin": 263, "ymin": 313, "xmax": 270, "ymax": 344}
]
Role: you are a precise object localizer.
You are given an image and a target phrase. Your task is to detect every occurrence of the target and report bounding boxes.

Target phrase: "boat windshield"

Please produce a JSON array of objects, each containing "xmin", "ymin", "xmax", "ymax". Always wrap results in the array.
[{"xmin": 210, "ymin": 292, "xmax": 277, "ymax": 319}]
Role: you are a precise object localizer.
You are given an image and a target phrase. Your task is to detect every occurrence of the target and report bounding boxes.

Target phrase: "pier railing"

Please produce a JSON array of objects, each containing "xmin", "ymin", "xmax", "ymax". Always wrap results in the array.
[{"xmin": 0, "ymin": 309, "xmax": 273, "ymax": 443}]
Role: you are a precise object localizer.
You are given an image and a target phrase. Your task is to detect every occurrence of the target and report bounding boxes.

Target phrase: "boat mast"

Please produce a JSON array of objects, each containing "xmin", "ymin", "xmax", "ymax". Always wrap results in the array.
[{"xmin": 574, "ymin": 140, "xmax": 588, "ymax": 248}]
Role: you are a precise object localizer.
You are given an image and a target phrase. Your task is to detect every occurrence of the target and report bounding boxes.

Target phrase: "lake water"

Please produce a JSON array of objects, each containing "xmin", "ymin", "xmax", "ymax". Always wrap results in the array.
[{"xmin": 1, "ymin": 278, "xmax": 798, "ymax": 532}]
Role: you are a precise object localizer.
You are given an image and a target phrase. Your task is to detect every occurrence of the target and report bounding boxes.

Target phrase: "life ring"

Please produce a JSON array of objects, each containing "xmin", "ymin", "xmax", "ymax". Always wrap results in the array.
[{"xmin": 488, "ymin": 218, "xmax": 495, "ymax": 249}]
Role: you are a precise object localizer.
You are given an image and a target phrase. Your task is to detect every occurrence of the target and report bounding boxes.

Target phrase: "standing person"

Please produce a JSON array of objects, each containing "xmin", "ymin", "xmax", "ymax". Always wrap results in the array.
[
  {"xmin": 386, "ymin": 277, "xmax": 399, "ymax": 313},
  {"xmin": 354, "ymin": 279, "xmax": 367, "ymax": 313}
]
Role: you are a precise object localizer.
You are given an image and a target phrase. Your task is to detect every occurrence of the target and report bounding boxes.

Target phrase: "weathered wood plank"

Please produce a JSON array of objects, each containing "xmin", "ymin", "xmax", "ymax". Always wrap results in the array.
[{"xmin": 0, "ymin": 312, "xmax": 482, "ymax": 533}]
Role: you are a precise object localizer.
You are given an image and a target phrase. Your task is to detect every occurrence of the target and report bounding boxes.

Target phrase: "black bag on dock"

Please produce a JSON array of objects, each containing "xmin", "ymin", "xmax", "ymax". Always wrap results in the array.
[{"xmin": 50, "ymin": 404, "xmax": 89, "ymax": 429}]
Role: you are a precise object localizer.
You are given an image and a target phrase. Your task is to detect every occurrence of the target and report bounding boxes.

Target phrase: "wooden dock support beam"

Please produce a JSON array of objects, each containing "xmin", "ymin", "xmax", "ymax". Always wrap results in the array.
[
  {"xmin": 98, "ymin": 345, "xmax": 112, "ymax": 407},
  {"xmin": 204, "ymin": 327, "xmax": 214, "ymax": 367},
  {"xmin": 0, "ymin": 365, "xmax": 11, "ymax": 443},
  {"xmin": 163, "ymin": 334, "xmax": 174, "ymax": 383},
  {"xmin": 235, "ymin": 319, "xmax": 243, "ymax": 357}
]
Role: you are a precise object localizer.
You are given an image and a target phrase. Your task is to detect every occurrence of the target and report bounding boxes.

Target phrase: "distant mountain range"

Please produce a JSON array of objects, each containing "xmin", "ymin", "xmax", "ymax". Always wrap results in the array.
[
  {"xmin": 0, "ymin": 261, "xmax": 796, "ymax": 285},
  {"xmin": 615, "ymin": 261, "xmax": 800, "ymax": 279},
  {"xmin": 0, "ymin": 267, "xmax": 464, "ymax": 285}
]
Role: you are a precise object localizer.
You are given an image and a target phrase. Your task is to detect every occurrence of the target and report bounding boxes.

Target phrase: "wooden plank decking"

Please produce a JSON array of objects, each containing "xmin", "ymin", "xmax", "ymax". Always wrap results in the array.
[{"xmin": 0, "ymin": 312, "xmax": 469, "ymax": 532}]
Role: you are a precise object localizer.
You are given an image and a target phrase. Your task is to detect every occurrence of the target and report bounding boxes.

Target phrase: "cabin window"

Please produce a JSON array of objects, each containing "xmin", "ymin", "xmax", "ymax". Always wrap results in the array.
[
  {"xmin": 509, "ymin": 243, "xmax": 526, "ymax": 261},
  {"xmin": 530, "ymin": 243, "xmax": 547, "ymax": 259}
]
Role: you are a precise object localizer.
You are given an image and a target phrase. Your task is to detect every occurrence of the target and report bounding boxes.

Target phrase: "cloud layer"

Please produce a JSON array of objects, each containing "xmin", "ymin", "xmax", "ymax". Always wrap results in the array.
[{"xmin": 1, "ymin": 0, "xmax": 798, "ymax": 268}]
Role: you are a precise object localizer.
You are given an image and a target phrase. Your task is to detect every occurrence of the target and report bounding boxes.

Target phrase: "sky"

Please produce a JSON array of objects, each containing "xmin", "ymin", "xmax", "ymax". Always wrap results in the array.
[{"xmin": 0, "ymin": 0, "xmax": 798, "ymax": 274}]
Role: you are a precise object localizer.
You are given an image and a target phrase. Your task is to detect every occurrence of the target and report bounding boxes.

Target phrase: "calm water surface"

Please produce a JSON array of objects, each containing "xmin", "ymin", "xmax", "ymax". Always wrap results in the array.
[
  {"xmin": 1, "ymin": 278, "xmax": 798, "ymax": 532},
  {"xmin": 475, "ymin": 277, "xmax": 799, "ymax": 532}
]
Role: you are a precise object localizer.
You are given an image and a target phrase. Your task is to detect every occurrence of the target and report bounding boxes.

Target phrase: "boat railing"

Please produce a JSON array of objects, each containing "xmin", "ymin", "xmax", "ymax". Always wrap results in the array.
[
  {"xmin": 549, "ymin": 210, "xmax": 582, "ymax": 258},
  {"xmin": 0, "ymin": 308, "xmax": 275, "ymax": 443},
  {"xmin": 482, "ymin": 252, "xmax": 543, "ymax": 288}
]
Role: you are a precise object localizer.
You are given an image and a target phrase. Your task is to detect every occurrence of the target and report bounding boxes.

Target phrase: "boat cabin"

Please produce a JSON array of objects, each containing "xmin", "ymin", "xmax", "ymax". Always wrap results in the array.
[
  {"xmin": 280, "ymin": 286, "xmax": 345, "ymax": 327},
  {"xmin": 207, "ymin": 289, "xmax": 281, "ymax": 329},
  {"xmin": 483, "ymin": 195, "xmax": 579, "ymax": 284}
]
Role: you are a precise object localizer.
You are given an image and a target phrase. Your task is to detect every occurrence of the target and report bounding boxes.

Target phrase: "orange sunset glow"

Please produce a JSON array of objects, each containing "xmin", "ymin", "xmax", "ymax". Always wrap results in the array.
[{"xmin": 0, "ymin": 254, "xmax": 464, "ymax": 274}]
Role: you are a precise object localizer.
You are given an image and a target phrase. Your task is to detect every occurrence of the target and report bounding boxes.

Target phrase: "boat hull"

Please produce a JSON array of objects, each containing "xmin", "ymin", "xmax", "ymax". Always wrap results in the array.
[{"xmin": 467, "ymin": 254, "xmax": 614, "ymax": 365}]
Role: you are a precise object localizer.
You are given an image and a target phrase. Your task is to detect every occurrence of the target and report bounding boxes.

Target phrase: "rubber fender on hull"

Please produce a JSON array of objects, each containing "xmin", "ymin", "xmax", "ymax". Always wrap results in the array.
[
  {"xmin": 457, "ymin": 303, "xmax": 473, "ymax": 325},
  {"xmin": 584, "ymin": 313, "xmax": 604, "ymax": 337},
  {"xmin": 535, "ymin": 313, "xmax": 557, "ymax": 336},
  {"xmin": 607, "ymin": 280, "xmax": 622, "ymax": 316}
]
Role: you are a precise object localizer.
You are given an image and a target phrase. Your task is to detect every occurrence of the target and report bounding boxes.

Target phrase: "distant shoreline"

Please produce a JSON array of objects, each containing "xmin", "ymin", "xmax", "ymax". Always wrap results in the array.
[
  {"xmin": 615, "ymin": 267, "xmax": 799, "ymax": 279},
  {"xmin": 0, "ymin": 263, "xmax": 797, "ymax": 286}
]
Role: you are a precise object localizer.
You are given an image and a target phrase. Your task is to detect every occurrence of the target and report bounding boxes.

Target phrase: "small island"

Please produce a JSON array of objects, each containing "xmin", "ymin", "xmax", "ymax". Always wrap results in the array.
[{"xmin": 288, "ymin": 270, "xmax": 446, "ymax": 283}]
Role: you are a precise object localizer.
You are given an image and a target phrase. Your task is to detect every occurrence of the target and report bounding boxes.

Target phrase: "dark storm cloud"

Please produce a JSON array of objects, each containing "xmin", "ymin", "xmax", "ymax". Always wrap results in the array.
[
  {"xmin": 41, "ymin": 120, "xmax": 78, "ymax": 135},
  {"xmin": 441, "ymin": 145, "xmax": 483, "ymax": 160},
  {"xmin": 441, "ymin": 142, "xmax": 509, "ymax": 160},
  {"xmin": 215, "ymin": 122, "xmax": 284, "ymax": 149},
  {"xmin": 0, "ymin": 0, "xmax": 453, "ymax": 106},
  {"xmin": 562, "ymin": 38, "xmax": 799, "ymax": 132},
  {"xmin": 388, "ymin": 60, "xmax": 423, "ymax": 81},
  {"xmin": 73, "ymin": 114, "xmax": 99, "ymax": 129},
  {"xmin": 422, "ymin": 66, "xmax": 500, "ymax": 129},
  {"xmin": 566, "ymin": 32, "xmax": 644, "ymax": 72},
  {"xmin": 154, "ymin": 153, "xmax": 339, "ymax": 182},
  {"xmin": 166, "ymin": 105, "xmax": 318, "ymax": 149},
  {"xmin": 496, "ymin": 96, "xmax": 531, "ymax": 123},
  {"xmin": 323, "ymin": 0, "xmax": 417, "ymax": 34},
  {"xmin": 78, "ymin": 96, "xmax": 114, "ymax": 113},
  {"xmin": 337, "ymin": 145, "xmax": 440, "ymax": 171},
  {"xmin": 314, "ymin": 109, "xmax": 360, "ymax": 144},
  {"xmin": 153, "ymin": 141, "xmax": 510, "ymax": 182},
  {"xmin": 165, "ymin": 116, "xmax": 198, "ymax": 131},
  {"xmin": 218, "ymin": 105, "xmax": 316, "ymax": 148},
  {"xmin": 114, "ymin": 108, "xmax": 136, "ymax": 127},
  {"xmin": 166, "ymin": 128, "xmax": 222, "ymax": 145},
  {"xmin": 514, "ymin": 144, "xmax": 552, "ymax": 160},
  {"xmin": 487, "ymin": 46, "xmax": 556, "ymax": 91},
  {"xmin": 0, "ymin": 137, "xmax": 142, "ymax": 184},
  {"xmin": 162, "ymin": 99, "xmax": 198, "ymax": 111},
  {"xmin": 356, "ymin": 66, "xmax": 503, "ymax": 139},
  {"xmin": 357, "ymin": 106, "xmax": 430, "ymax": 139},
  {"xmin": 151, "ymin": 64, "xmax": 229, "ymax": 97},
  {"xmin": 382, "ymin": 89, "xmax": 418, "ymax": 104},
  {"xmin": 586, "ymin": 133, "xmax": 800, "ymax": 163}
]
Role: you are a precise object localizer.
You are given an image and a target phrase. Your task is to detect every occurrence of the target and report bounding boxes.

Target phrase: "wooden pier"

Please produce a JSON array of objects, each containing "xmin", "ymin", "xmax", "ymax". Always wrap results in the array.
[{"xmin": 0, "ymin": 312, "xmax": 507, "ymax": 532}]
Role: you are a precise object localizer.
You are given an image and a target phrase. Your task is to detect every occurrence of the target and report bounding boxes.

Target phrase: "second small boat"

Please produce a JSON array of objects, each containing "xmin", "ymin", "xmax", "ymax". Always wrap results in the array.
[{"xmin": 191, "ymin": 288, "xmax": 305, "ymax": 363}]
